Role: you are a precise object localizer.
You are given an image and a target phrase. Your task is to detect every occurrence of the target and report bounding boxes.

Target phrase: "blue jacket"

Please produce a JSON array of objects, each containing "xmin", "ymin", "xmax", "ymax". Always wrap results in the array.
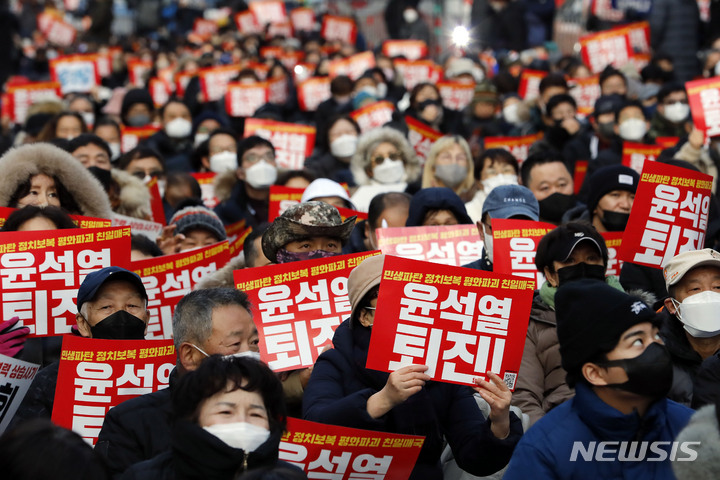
[
  {"xmin": 303, "ymin": 319, "xmax": 523, "ymax": 480},
  {"xmin": 504, "ymin": 382, "xmax": 693, "ymax": 480}
]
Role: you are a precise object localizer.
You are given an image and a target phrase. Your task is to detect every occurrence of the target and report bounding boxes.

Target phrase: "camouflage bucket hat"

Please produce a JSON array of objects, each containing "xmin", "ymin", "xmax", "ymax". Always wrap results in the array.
[{"xmin": 262, "ymin": 201, "xmax": 357, "ymax": 261}]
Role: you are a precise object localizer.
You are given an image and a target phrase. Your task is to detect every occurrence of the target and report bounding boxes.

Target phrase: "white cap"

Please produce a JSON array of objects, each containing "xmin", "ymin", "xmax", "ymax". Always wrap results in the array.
[{"xmin": 301, "ymin": 178, "xmax": 355, "ymax": 210}]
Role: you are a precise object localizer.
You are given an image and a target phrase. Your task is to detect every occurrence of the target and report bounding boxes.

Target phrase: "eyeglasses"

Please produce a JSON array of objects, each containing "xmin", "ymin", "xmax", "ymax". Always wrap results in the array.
[
  {"xmin": 243, "ymin": 152, "xmax": 275, "ymax": 165},
  {"xmin": 372, "ymin": 152, "xmax": 402, "ymax": 164},
  {"xmin": 132, "ymin": 170, "xmax": 164, "ymax": 180}
]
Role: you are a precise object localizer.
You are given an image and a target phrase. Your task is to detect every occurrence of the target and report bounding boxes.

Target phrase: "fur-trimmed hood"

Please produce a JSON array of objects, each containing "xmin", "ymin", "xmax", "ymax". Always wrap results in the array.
[
  {"xmin": 213, "ymin": 169, "xmax": 240, "ymax": 203},
  {"xmin": 111, "ymin": 168, "xmax": 152, "ymax": 220},
  {"xmin": 0, "ymin": 143, "xmax": 113, "ymax": 219},
  {"xmin": 194, "ymin": 253, "xmax": 246, "ymax": 290},
  {"xmin": 350, "ymin": 127, "xmax": 420, "ymax": 186}
]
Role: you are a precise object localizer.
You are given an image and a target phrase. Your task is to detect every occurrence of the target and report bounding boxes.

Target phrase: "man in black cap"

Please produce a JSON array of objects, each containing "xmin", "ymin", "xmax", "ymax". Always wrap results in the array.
[
  {"xmin": 505, "ymin": 279, "xmax": 694, "ymax": 478},
  {"xmin": 12, "ymin": 266, "xmax": 150, "ymax": 423}
]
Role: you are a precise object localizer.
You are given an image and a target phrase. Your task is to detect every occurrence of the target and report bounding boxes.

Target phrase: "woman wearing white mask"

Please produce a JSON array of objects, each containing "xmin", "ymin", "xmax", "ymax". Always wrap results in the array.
[
  {"xmin": 305, "ymin": 115, "xmax": 361, "ymax": 185},
  {"xmin": 119, "ymin": 355, "xmax": 302, "ymax": 480},
  {"xmin": 193, "ymin": 128, "xmax": 239, "ymax": 174},
  {"xmin": 465, "ymin": 148, "xmax": 520, "ymax": 223},
  {"xmin": 421, "ymin": 135, "xmax": 476, "ymax": 202},
  {"xmin": 143, "ymin": 100, "xmax": 195, "ymax": 173},
  {"xmin": 350, "ymin": 127, "xmax": 420, "ymax": 212}
]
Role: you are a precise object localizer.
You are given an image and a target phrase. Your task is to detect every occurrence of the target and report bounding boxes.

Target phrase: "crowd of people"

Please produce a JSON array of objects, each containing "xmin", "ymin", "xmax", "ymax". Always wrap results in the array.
[{"xmin": 1, "ymin": 0, "xmax": 720, "ymax": 478}]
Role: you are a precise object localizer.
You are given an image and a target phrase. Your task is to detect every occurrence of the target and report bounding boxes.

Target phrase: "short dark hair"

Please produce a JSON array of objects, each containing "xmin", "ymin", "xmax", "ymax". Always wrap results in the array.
[
  {"xmin": 657, "ymin": 82, "xmax": 686, "ymax": 104},
  {"xmin": 93, "ymin": 116, "xmax": 122, "ymax": 137},
  {"xmin": 330, "ymin": 75, "xmax": 353, "ymax": 96},
  {"xmin": 475, "ymin": 148, "xmax": 519, "ymax": 181},
  {"xmin": 117, "ymin": 146, "xmax": 165, "ymax": 171},
  {"xmin": 317, "ymin": 114, "xmax": 361, "ymax": 152},
  {"xmin": 520, "ymin": 151, "xmax": 568, "ymax": 187},
  {"xmin": 166, "ymin": 172, "xmax": 202, "ymax": 199},
  {"xmin": 238, "ymin": 136, "xmax": 275, "ymax": 162},
  {"xmin": 367, "ymin": 192, "xmax": 411, "ymax": 230},
  {"xmin": 534, "ymin": 221, "xmax": 608, "ymax": 274},
  {"xmin": 68, "ymin": 133, "xmax": 111, "ymax": 158},
  {"xmin": 599, "ymin": 66, "xmax": 627, "ymax": 87},
  {"xmin": 2, "ymin": 205, "xmax": 77, "ymax": 231},
  {"xmin": 275, "ymin": 169, "xmax": 316, "ymax": 187},
  {"xmin": 614, "ymin": 100, "xmax": 645, "ymax": 123},
  {"xmin": 546, "ymin": 94, "xmax": 577, "ymax": 117},
  {"xmin": 538, "ymin": 73, "xmax": 568, "ymax": 95},
  {"xmin": 130, "ymin": 233, "xmax": 163, "ymax": 258},
  {"xmin": 171, "ymin": 355, "xmax": 286, "ymax": 433},
  {"xmin": 158, "ymin": 99, "xmax": 190, "ymax": 120},
  {"xmin": 244, "ymin": 222, "xmax": 272, "ymax": 268}
]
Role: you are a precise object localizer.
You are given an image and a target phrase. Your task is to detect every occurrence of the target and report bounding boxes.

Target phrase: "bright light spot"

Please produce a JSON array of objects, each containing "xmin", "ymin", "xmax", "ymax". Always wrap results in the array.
[
  {"xmin": 294, "ymin": 65, "xmax": 305, "ymax": 74},
  {"xmin": 451, "ymin": 26, "xmax": 470, "ymax": 48}
]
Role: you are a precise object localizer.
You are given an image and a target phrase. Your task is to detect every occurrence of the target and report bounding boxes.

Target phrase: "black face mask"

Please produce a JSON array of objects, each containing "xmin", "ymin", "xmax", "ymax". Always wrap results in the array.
[
  {"xmin": 557, "ymin": 262, "xmax": 607, "ymax": 286},
  {"xmin": 417, "ymin": 99, "xmax": 442, "ymax": 111},
  {"xmin": 600, "ymin": 210, "xmax": 630, "ymax": 232},
  {"xmin": 546, "ymin": 125, "xmax": 572, "ymax": 146},
  {"xmin": 90, "ymin": 310, "xmax": 146, "ymax": 340},
  {"xmin": 597, "ymin": 343, "xmax": 674, "ymax": 400},
  {"xmin": 539, "ymin": 192, "xmax": 576, "ymax": 223}
]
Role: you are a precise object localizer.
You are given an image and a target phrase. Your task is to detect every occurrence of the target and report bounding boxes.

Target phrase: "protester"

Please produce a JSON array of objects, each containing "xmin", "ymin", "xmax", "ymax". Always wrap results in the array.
[
  {"xmin": 143, "ymin": 100, "xmax": 195, "ymax": 172},
  {"xmin": 1, "ymin": 205, "xmax": 77, "ymax": 231},
  {"xmin": 465, "ymin": 148, "xmax": 520, "ymax": 223},
  {"xmin": 303, "ymin": 254, "xmax": 523, "ymax": 479},
  {"xmin": 159, "ymin": 205, "xmax": 227, "ymax": 254},
  {"xmin": 365, "ymin": 191, "xmax": 412, "ymax": 251},
  {"xmin": 421, "ymin": 135, "xmax": 476, "ymax": 202},
  {"xmin": 300, "ymin": 178, "xmax": 354, "ymax": 210},
  {"xmin": 36, "ymin": 111, "xmax": 87, "ymax": 142},
  {"xmin": 405, "ymin": 187, "xmax": 473, "ymax": 227},
  {"xmin": 305, "ymin": 114, "xmax": 360, "ymax": 185},
  {"xmin": 504, "ymin": 279, "xmax": 694, "ymax": 478},
  {"xmin": 519, "ymin": 151, "xmax": 577, "ymax": 224},
  {"xmin": 648, "ymin": 83, "xmax": 692, "ymax": 141}
]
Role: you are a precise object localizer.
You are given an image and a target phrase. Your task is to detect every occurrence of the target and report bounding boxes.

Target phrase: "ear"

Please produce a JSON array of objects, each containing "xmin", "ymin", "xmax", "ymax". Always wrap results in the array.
[
  {"xmin": 476, "ymin": 221, "xmax": 484, "ymax": 237},
  {"xmin": 201, "ymin": 156, "xmax": 210, "ymax": 170},
  {"xmin": 358, "ymin": 310, "xmax": 373, "ymax": 328},
  {"xmin": 178, "ymin": 342, "xmax": 204, "ymax": 372},
  {"xmin": 76, "ymin": 312, "xmax": 92, "ymax": 338},
  {"xmin": 582, "ymin": 362, "xmax": 609, "ymax": 387},
  {"xmin": 236, "ymin": 167, "xmax": 246, "ymax": 181},
  {"xmin": 544, "ymin": 266, "xmax": 559, "ymax": 288},
  {"xmin": 664, "ymin": 297, "xmax": 677, "ymax": 315}
]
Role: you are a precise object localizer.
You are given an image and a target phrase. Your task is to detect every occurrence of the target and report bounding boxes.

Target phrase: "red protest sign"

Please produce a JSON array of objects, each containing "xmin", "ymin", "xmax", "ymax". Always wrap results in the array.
[
  {"xmin": 350, "ymin": 101, "xmax": 395, "ymax": 133},
  {"xmin": 234, "ymin": 10, "xmax": 262, "ymax": 34},
  {"xmin": 149, "ymin": 78, "xmax": 172, "ymax": 108},
  {"xmin": 244, "ymin": 119, "xmax": 315, "ymax": 171},
  {"xmin": 328, "ymin": 51, "xmax": 376, "ymax": 81},
  {"xmin": 128, "ymin": 59, "xmax": 152, "ymax": 87},
  {"xmin": 297, "ymin": 77, "xmax": 332, "ymax": 112},
  {"xmin": 279, "ymin": 417, "xmax": 423, "ymax": 480},
  {"xmin": 290, "ymin": 7, "xmax": 315, "ymax": 32},
  {"xmin": 190, "ymin": 172, "xmax": 220, "ymax": 209},
  {"xmin": 120, "ymin": 125, "xmax": 160, "ymax": 154},
  {"xmin": 249, "ymin": 0, "xmax": 287, "ymax": 25},
  {"xmin": 483, "ymin": 133, "xmax": 543, "ymax": 164},
  {"xmin": 376, "ymin": 225, "xmax": 484, "ymax": 266},
  {"xmin": 569, "ymin": 75, "xmax": 601, "ymax": 117},
  {"xmin": 268, "ymin": 186, "xmax": 305, "ymax": 221},
  {"xmin": 4, "ymin": 81, "xmax": 62, "ymax": 123},
  {"xmin": 146, "ymin": 177, "xmax": 166, "ymax": 226},
  {"xmin": 406, "ymin": 116, "xmax": 442, "ymax": 164},
  {"xmin": 619, "ymin": 161, "xmax": 713, "ymax": 268},
  {"xmin": 0, "ymin": 227, "xmax": 131, "ymax": 336},
  {"xmin": 199, "ymin": 65, "xmax": 242, "ymax": 102},
  {"xmin": 193, "ymin": 18, "xmax": 219, "ymax": 40},
  {"xmin": 574, "ymin": 160, "xmax": 588, "ymax": 194},
  {"xmin": 337, "ymin": 206, "xmax": 368, "ymax": 222},
  {"xmin": 132, "ymin": 242, "xmax": 230, "ymax": 339},
  {"xmin": 687, "ymin": 77, "xmax": 720, "ymax": 138},
  {"xmin": 44, "ymin": 17, "xmax": 77, "ymax": 47},
  {"xmin": 52, "ymin": 336, "xmax": 175, "ymax": 444},
  {"xmin": 491, "ymin": 219, "xmax": 556, "ymax": 288},
  {"xmin": 621, "ymin": 142, "xmax": 663, "ymax": 174},
  {"xmin": 437, "ymin": 81, "xmax": 475, "ymax": 111},
  {"xmin": 656, "ymin": 137, "xmax": 680, "ymax": 148},
  {"xmin": 50, "ymin": 54, "xmax": 101, "ymax": 94},
  {"xmin": 393, "ymin": 59, "xmax": 443, "ymax": 91},
  {"xmin": 321, "ymin": 15, "xmax": 357, "ymax": 44},
  {"xmin": 225, "ymin": 81, "xmax": 268, "ymax": 118},
  {"xmin": 234, "ymin": 251, "xmax": 381, "ymax": 372},
  {"xmin": 602, "ymin": 231, "xmax": 624, "ymax": 277},
  {"xmin": 0, "ymin": 207, "xmax": 111, "ymax": 229},
  {"xmin": 229, "ymin": 226, "xmax": 252, "ymax": 258},
  {"xmin": 614, "ymin": 21, "xmax": 651, "ymax": 54},
  {"xmin": 382, "ymin": 40, "xmax": 428, "ymax": 60},
  {"xmin": 518, "ymin": 69, "xmax": 548, "ymax": 100},
  {"xmin": 366, "ymin": 256, "xmax": 534, "ymax": 388},
  {"xmin": 579, "ymin": 28, "xmax": 633, "ymax": 74}
]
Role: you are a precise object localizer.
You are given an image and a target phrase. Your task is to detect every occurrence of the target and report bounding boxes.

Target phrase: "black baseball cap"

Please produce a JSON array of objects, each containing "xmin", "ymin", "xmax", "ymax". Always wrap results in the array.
[{"xmin": 77, "ymin": 266, "xmax": 148, "ymax": 312}]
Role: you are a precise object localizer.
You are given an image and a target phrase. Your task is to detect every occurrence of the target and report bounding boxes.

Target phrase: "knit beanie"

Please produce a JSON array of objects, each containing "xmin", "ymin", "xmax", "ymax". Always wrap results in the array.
[
  {"xmin": 169, "ymin": 206, "xmax": 227, "ymax": 242},
  {"xmin": 586, "ymin": 165, "xmax": 639, "ymax": 214}
]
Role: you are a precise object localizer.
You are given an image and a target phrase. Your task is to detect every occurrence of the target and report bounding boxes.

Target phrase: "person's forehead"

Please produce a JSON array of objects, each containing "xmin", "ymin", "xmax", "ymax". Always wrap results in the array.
[
  {"xmin": 619, "ymin": 106, "xmax": 644, "ymax": 119},
  {"xmin": 679, "ymin": 265, "xmax": 720, "ymax": 285},
  {"xmin": 93, "ymin": 278, "xmax": 144, "ymax": 299},
  {"xmin": 601, "ymin": 189, "xmax": 633, "ymax": 199},
  {"xmin": 210, "ymin": 133, "xmax": 236, "ymax": 146},
  {"xmin": 243, "ymin": 145, "xmax": 273, "ymax": 157},
  {"xmin": 531, "ymin": 161, "xmax": 570, "ymax": 180}
]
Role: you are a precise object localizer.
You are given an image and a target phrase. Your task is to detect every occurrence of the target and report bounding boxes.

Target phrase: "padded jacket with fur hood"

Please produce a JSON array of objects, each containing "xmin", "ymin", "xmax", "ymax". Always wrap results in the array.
[
  {"xmin": 111, "ymin": 168, "xmax": 152, "ymax": 220},
  {"xmin": 0, "ymin": 143, "xmax": 113, "ymax": 219},
  {"xmin": 350, "ymin": 127, "xmax": 420, "ymax": 186}
]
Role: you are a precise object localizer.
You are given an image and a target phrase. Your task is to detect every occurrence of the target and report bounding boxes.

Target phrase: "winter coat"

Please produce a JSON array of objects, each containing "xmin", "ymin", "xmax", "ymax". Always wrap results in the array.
[
  {"xmin": 503, "ymin": 382, "xmax": 693, "ymax": 480},
  {"xmin": 213, "ymin": 170, "xmax": 268, "ymax": 227},
  {"xmin": 10, "ymin": 360, "xmax": 59, "ymax": 424},
  {"xmin": 647, "ymin": 112, "xmax": 689, "ymax": 143},
  {"xmin": 141, "ymin": 130, "xmax": 194, "ymax": 173},
  {"xmin": 463, "ymin": 247, "xmax": 492, "ymax": 272},
  {"xmin": 649, "ymin": 0, "xmax": 701, "ymax": 82},
  {"xmin": 95, "ymin": 369, "xmax": 177, "ymax": 476},
  {"xmin": 673, "ymin": 141, "xmax": 719, "ymax": 194},
  {"xmin": 304, "ymin": 150, "xmax": 355, "ymax": 186},
  {"xmin": 111, "ymin": 168, "xmax": 153, "ymax": 220},
  {"xmin": 302, "ymin": 319, "xmax": 523, "ymax": 480},
  {"xmin": 690, "ymin": 352, "xmax": 720, "ymax": 409},
  {"xmin": 0, "ymin": 143, "xmax": 113, "ymax": 219}
]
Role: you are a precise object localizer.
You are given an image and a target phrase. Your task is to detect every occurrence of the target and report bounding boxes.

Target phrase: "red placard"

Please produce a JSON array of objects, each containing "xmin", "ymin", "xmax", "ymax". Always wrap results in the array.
[
  {"xmin": 437, "ymin": 81, "xmax": 475, "ymax": 111},
  {"xmin": 297, "ymin": 77, "xmax": 332, "ymax": 112},
  {"xmin": 656, "ymin": 137, "xmax": 680, "ymax": 148},
  {"xmin": 279, "ymin": 417, "xmax": 423, "ymax": 480},
  {"xmin": 149, "ymin": 78, "xmax": 172, "ymax": 108},
  {"xmin": 260, "ymin": 46, "xmax": 284, "ymax": 60},
  {"xmin": 366, "ymin": 255, "xmax": 534, "ymax": 389},
  {"xmin": 336, "ymin": 207, "xmax": 368, "ymax": 222},
  {"xmin": 244, "ymin": 118, "xmax": 316, "ymax": 171},
  {"xmin": 393, "ymin": 59, "xmax": 443, "ymax": 91},
  {"xmin": 687, "ymin": 76, "xmax": 720, "ymax": 138},
  {"xmin": 0, "ymin": 227, "xmax": 131, "ymax": 336},
  {"xmin": 619, "ymin": 161, "xmax": 713, "ymax": 268},
  {"xmin": 574, "ymin": 160, "xmax": 589, "ymax": 194},
  {"xmin": 225, "ymin": 81, "xmax": 268, "ymax": 118},
  {"xmin": 267, "ymin": 21, "xmax": 293, "ymax": 39},
  {"xmin": 229, "ymin": 226, "xmax": 252, "ymax": 258},
  {"xmin": 376, "ymin": 225, "xmax": 484, "ymax": 267},
  {"xmin": 234, "ymin": 10, "xmax": 262, "ymax": 34},
  {"xmin": 614, "ymin": 21, "xmax": 651, "ymax": 54},
  {"xmin": 350, "ymin": 101, "xmax": 395, "ymax": 133},
  {"xmin": 193, "ymin": 18, "xmax": 219, "ymax": 40},
  {"xmin": 621, "ymin": 142, "xmax": 663, "ymax": 174},
  {"xmin": 290, "ymin": 7, "xmax": 315, "ymax": 32},
  {"xmin": 268, "ymin": 186, "xmax": 305, "ymax": 222},
  {"xmin": 569, "ymin": 75, "xmax": 601, "ymax": 117},
  {"xmin": 249, "ymin": 0, "xmax": 287, "ymax": 25},
  {"xmin": 579, "ymin": 29, "xmax": 633, "ymax": 74},
  {"xmin": 328, "ymin": 51, "xmax": 376, "ymax": 81},
  {"xmin": 131, "ymin": 242, "xmax": 230, "ymax": 339},
  {"xmin": 518, "ymin": 69, "xmax": 548, "ymax": 100},
  {"xmin": 321, "ymin": 15, "xmax": 357, "ymax": 44},
  {"xmin": 199, "ymin": 65, "xmax": 242, "ymax": 102},
  {"xmin": 602, "ymin": 231, "xmax": 624, "ymax": 277},
  {"xmin": 4, "ymin": 81, "xmax": 62, "ymax": 123},
  {"xmin": 145, "ymin": 177, "xmax": 166, "ymax": 226},
  {"xmin": 120, "ymin": 125, "xmax": 160, "ymax": 154},
  {"xmin": 405, "ymin": 116, "xmax": 442, "ymax": 164},
  {"xmin": 190, "ymin": 172, "xmax": 219, "ymax": 209},
  {"xmin": 382, "ymin": 40, "xmax": 428, "ymax": 60},
  {"xmin": 491, "ymin": 219, "xmax": 556, "ymax": 288},
  {"xmin": 128, "ymin": 59, "xmax": 152, "ymax": 87},
  {"xmin": 51, "ymin": 336, "xmax": 175, "ymax": 444},
  {"xmin": 44, "ymin": 16, "xmax": 77, "ymax": 47},
  {"xmin": 234, "ymin": 251, "xmax": 381, "ymax": 372},
  {"xmin": 50, "ymin": 54, "xmax": 101, "ymax": 94},
  {"xmin": 483, "ymin": 133, "xmax": 543, "ymax": 164}
]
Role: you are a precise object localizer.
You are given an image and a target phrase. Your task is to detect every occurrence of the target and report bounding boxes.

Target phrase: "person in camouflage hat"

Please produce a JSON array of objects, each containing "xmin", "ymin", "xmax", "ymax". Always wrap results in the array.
[{"xmin": 262, "ymin": 201, "xmax": 356, "ymax": 264}]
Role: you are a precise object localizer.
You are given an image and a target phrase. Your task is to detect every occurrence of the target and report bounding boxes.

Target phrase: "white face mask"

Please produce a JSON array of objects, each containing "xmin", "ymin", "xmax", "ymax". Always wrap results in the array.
[
  {"xmin": 663, "ymin": 102, "xmax": 690, "ymax": 123},
  {"xmin": 80, "ymin": 111, "xmax": 95, "ymax": 127},
  {"xmin": 673, "ymin": 291, "xmax": 720, "ymax": 338},
  {"xmin": 330, "ymin": 134, "xmax": 358, "ymax": 158},
  {"xmin": 376, "ymin": 83, "xmax": 388, "ymax": 99},
  {"xmin": 108, "ymin": 142, "xmax": 122, "ymax": 161},
  {"xmin": 618, "ymin": 118, "xmax": 647, "ymax": 141},
  {"xmin": 204, "ymin": 422, "xmax": 270, "ymax": 452},
  {"xmin": 503, "ymin": 103, "xmax": 521, "ymax": 125},
  {"xmin": 403, "ymin": 8, "xmax": 419, "ymax": 23},
  {"xmin": 372, "ymin": 158, "xmax": 405, "ymax": 184},
  {"xmin": 481, "ymin": 173, "xmax": 517, "ymax": 193},
  {"xmin": 483, "ymin": 226, "xmax": 494, "ymax": 262},
  {"xmin": 165, "ymin": 117, "xmax": 192, "ymax": 138},
  {"xmin": 225, "ymin": 350, "xmax": 262, "ymax": 361},
  {"xmin": 245, "ymin": 160, "xmax": 277, "ymax": 189},
  {"xmin": 194, "ymin": 132, "xmax": 210, "ymax": 147},
  {"xmin": 209, "ymin": 151, "xmax": 238, "ymax": 173}
]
